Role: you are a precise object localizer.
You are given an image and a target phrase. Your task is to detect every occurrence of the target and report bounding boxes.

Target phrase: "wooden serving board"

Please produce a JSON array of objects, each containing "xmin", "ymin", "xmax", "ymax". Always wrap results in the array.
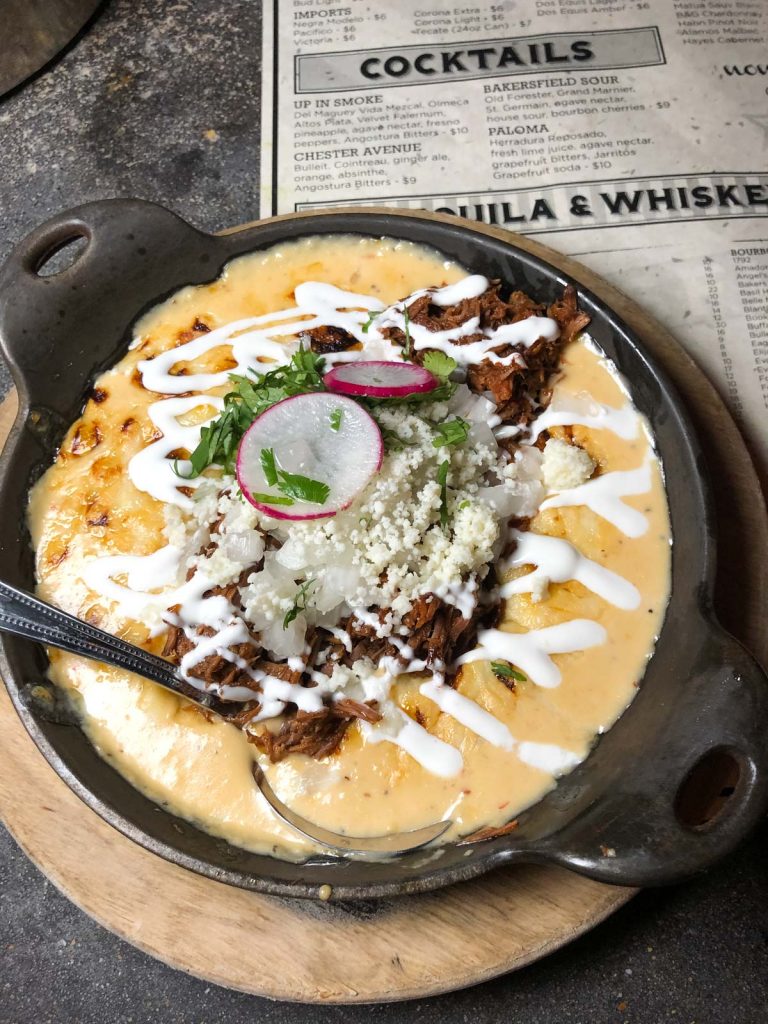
[{"xmin": 1, "ymin": 211, "xmax": 766, "ymax": 1004}]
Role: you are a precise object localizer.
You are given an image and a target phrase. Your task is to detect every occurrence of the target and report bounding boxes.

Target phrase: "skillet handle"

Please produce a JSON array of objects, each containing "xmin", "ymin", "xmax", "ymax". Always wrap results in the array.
[
  {"xmin": 536, "ymin": 620, "xmax": 768, "ymax": 886},
  {"xmin": 0, "ymin": 199, "xmax": 214, "ymax": 411}
]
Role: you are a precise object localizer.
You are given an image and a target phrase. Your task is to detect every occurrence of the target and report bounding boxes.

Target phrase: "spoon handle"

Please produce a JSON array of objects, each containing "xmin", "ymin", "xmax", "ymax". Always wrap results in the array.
[
  {"xmin": 0, "ymin": 579, "xmax": 454, "ymax": 855},
  {"xmin": 0, "ymin": 579, "xmax": 214, "ymax": 707}
]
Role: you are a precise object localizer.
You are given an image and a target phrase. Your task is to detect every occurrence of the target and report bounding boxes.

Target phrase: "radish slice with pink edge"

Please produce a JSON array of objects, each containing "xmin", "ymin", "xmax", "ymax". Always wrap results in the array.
[
  {"xmin": 323, "ymin": 360, "xmax": 438, "ymax": 399},
  {"xmin": 236, "ymin": 393, "xmax": 383, "ymax": 520}
]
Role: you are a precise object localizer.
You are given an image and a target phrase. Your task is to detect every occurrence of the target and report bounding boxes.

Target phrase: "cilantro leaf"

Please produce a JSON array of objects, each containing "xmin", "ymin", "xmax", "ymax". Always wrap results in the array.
[
  {"xmin": 329, "ymin": 408, "xmax": 343, "ymax": 432},
  {"xmin": 438, "ymin": 459, "xmax": 450, "ymax": 526},
  {"xmin": 422, "ymin": 351, "xmax": 457, "ymax": 381},
  {"xmin": 180, "ymin": 346, "xmax": 326, "ymax": 478},
  {"xmin": 254, "ymin": 449, "xmax": 331, "ymax": 506},
  {"xmin": 172, "ymin": 458, "xmax": 195, "ymax": 480},
  {"xmin": 361, "ymin": 311, "xmax": 379, "ymax": 334},
  {"xmin": 402, "ymin": 306, "xmax": 412, "ymax": 360},
  {"xmin": 432, "ymin": 416, "xmax": 470, "ymax": 449},
  {"xmin": 283, "ymin": 578, "xmax": 315, "ymax": 629},
  {"xmin": 379, "ymin": 426, "xmax": 417, "ymax": 452},
  {"xmin": 248, "ymin": 492, "xmax": 294, "ymax": 507},
  {"xmin": 491, "ymin": 662, "xmax": 527, "ymax": 683},
  {"xmin": 276, "ymin": 470, "xmax": 330, "ymax": 505},
  {"xmin": 260, "ymin": 447, "xmax": 278, "ymax": 486}
]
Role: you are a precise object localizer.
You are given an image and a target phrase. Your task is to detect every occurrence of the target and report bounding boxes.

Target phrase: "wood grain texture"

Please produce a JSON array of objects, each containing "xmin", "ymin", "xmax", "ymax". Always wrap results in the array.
[{"xmin": 1, "ymin": 211, "xmax": 766, "ymax": 1003}]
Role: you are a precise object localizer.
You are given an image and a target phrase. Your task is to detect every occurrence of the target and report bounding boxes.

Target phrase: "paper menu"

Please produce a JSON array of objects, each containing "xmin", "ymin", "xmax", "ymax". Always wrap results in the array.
[{"xmin": 260, "ymin": 0, "xmax": 768, "ymax": 482}]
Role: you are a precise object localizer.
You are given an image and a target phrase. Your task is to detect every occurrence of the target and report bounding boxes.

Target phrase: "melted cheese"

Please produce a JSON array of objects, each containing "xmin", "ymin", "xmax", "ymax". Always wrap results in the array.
[{"xmin": 29, "ymin": 236, "xmax": 671, "ymax": 858}]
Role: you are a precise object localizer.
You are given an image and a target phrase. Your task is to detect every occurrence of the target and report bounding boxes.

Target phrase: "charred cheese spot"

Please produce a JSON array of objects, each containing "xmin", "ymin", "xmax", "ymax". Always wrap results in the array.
[
  {"xmin": 398, "ymin": 681, "xmax": 440, "ymax": 731},
  {"xmin": 69, "ymin": 422, "xmax": 102, "ymax": 455},
  {"xmin": 87, "ymin": 458, "xmax": 123, "ymax": 485},
  {"xmin": 83, "ymin": 606, "xmax": 104, "ymax": 627},
  {"xmin": 86, "ymin": 505, "xmax": 109, "ymax": 527},
  {"xmin": 176, "ymin": 319, "xmax": 211, "ymax": 345},
  {"xmin": 46, "ymin": 545, "xmax": 69, "ymax": 568},
  {"xmin": 91, "ymin": 387, "xmax": 109, "ymax": 404}
]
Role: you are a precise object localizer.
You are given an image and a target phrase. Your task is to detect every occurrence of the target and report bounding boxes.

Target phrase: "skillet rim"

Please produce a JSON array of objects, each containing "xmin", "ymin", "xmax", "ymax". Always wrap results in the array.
[{"xmin": 0, "ymin": 201, "xmax": 765, "ymax": 900}]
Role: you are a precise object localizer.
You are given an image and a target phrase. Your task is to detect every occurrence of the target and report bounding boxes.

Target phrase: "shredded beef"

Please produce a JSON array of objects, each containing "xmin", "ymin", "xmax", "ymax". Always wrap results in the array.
[
  {"xmin": 318, "ymin": 594, "xmax": 485, "ymax": 677},
  {"xmin": 466, "ymin": 331, "xmax": 564, "ymax": 425},
  {"xmin": 401, "ymin": 593, "xmax": 482, "ymax": 668},
  {"xmin": 162, "ymin": 563, "xmax": 264, "ymax": 693},
  {"xmin": 250, "ymin": 700, "xmax": 382, "ymax": 761},
  {"xmin": 341, "ymin": 612, "xmax": 399, "ymax": 665},
  {"xmin": 202, "ymin": 567, "xmax": 256, "ymax": 610},
  {"xmin": 162, "ymin": 621, "xmax": 263, "ymax": 693},
  {"xmin": 333, "ymin": 698, "xmax": 383, "ymax": 723},
  {"xmin": 547, "ymin": 285, "xmax": 591, "ymax": 344},
  {"xmin": 384, "ymin": 281, "xmax": 589, "ymax": 427},
  {"xmin": 405, "ymin": 282, "xmax": 545, "ymax": 336},
  {"xmin": 298, "ymin": 324, "xmax": 359, "ymax": 354},
  {"xmin": 226, "ymin": 702, "xmax": 263, "ymax": 727},
  {"xmin": 257, "ymin": 659, "xmax": 303, "ymax": 685}
]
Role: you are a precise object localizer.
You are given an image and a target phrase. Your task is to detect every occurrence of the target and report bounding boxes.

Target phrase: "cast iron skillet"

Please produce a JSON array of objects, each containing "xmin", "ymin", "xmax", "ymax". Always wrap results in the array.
[{"xmin": 0, "ymin": 199, "xmax": 766, "ymax": 901}]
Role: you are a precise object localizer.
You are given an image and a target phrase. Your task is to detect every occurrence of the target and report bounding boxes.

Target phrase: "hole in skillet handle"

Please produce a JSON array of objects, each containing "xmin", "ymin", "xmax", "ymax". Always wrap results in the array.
[
  {"xmin": 532, "ymin": 622, "xmax": 768, "ymax": 888},
  {"xmin": 17, "ymin": 217, "xmax": 92, "ymax": 279},
  {"xmin": 34, "ymin": 234, "xmax": 90, "ymax": 278},
  {"xmin": 675, "ymin": 747, "xmax": 742, "ymax": 830}
]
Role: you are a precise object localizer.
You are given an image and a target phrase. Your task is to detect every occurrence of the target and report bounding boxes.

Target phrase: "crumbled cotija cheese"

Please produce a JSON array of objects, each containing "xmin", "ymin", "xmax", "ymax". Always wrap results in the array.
[
  {"xmin": 256, "ymin": 406, "xmax": 504, "ymax": 620},
  {"xmin": 160, "ymin": 394, "xmax": 547, "ymax": 659},
  {"xmin": 541, "ymin": 438, "xmax": 595, "ymax": 491}
]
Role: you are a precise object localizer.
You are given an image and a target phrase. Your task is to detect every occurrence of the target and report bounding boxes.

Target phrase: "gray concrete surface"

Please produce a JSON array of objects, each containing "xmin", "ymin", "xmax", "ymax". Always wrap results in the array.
[{"xmin": 0, "ymin": 2, "xmax": 766, "ymax": 1021}]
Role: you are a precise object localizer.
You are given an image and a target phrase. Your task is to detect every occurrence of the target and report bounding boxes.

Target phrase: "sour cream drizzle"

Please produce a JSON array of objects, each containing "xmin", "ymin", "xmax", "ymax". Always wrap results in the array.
[
  {"xmin": 373, "ymin": 307, "xmax": 557, "ymax": 368},
  {"xmin": 419, "ymin": 678, "xmax": 582, "ymax": 775},
  {"xmin": 458, "ymin": 621, "xmax": 609, "ymax": 688},
  {"xmin": 363, "ymin": 695, "xmax": 580, "ymax": 777},
  {"xmin": 78, "ymin": 271, "xmax": 660, "ymax": 783},
  {"xmin": 500, "ymin": 529, "xmax": 641, "ymax": 610},
  {"xmin": 362, "ymin": 710, "xmax": 464, "ymax": 779},
  {"xmin": 128, "ymin": 396, "xmax": 224, "ymax": 507},
  {"xmin": 540, "ymin": 459, "xmax": 653, "ymax": 538},
  {"xmin": 420, "ymin": 680, "xmax": 515, "ymax": 751},
  {"xmin": 82, "ymin": 545, "xmax": 196, "ymax": 635},
  {"xmin": 530, "ymin": 392, "xmax": 640, "ymax": 441},
  {"xmin": 136, "ymin": 277, "xmax": 558, "ymax": 401}
]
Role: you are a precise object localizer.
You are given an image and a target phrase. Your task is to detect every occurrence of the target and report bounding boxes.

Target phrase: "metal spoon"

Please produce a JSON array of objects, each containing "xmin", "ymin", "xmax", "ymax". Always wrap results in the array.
[
  {"xmin": 252, "ymin": 762, "xmax": 449, "ymax": 855},
  {"xmin": 0, "ymin": 579, "xmax": 450, "ymax": 855}
]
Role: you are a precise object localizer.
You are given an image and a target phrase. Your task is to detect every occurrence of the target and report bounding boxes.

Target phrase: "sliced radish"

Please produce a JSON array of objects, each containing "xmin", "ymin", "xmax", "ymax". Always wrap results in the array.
[
  {"xmin": 236, "ymin": 393, "xmax": 383, "ymax": 520},
  {"xmin": 324, "ymin": 360, "xmax": 438, "ymax": 399}
]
